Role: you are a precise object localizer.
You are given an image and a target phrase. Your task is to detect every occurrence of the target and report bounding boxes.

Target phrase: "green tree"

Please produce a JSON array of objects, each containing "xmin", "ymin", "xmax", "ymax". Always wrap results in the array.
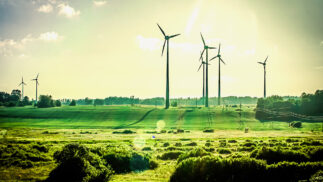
[
  {"xmin": 38, "ymin": 95, "xmax": 54, "ymax": 108},
  {"xmin": 69, "ymin": 100, "xmax": 76, "ymax": 106}
]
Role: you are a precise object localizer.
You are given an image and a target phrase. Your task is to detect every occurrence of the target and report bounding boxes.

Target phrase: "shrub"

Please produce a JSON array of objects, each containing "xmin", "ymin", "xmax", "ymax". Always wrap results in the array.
[
  {"xmin": 251, "ymin": 147, "xmax": 310, "ymax": 164},
  {"xmin": 171, "ymin": 102, "xmax": 178, "ymax": 107},
  {"xmin": 38, "ymin": 95, "xmax": 55, "ymax": 108},
  {"xmin": 310, "ymin": 170, "xmax": 323, "ymax": 182},
  {"xmin": 291, "ymin": 121, "xmax": 302, "ymax": 128},
  {"xmin": 177, "ymin": 148, "xmax": 211, "ymax": 163},
  {"xmin": 47, "ymin": 143, "xmax": 113, "ymax": 182},
  {"xmin": 174, "ymin": 143, "xmax": 182, "ymax": 147},
  {"xmin": 170, "ymin": 156, "xmax": 267, "ymax": 182},
  {"xmin": 32, "ymin": 144, "xmax": 48, "ymax": 153},
  {"xmin": 103, "ymin": 146, "xmax": 151, "ymax": 173},
  {"xmin": 112, "ymin": 130, "xmax": 136, "ymax": 134},
  {"xmin": 149, "ymin": 160, "xmax": 159, "ymax": 169},
  {"xmin": 205, "ymin": 142, "xmax": 211, "ymax": 147},
  {"xmin": 185, "ymin": 142, "xmax": 197, "ymax": 146},
  {"xmin": 142, "ymin": 147, "xmax": 152, "ymax": 151},
  {"xmin": 203, "ymin": 129, "xmax": 214, "ymax": 133},
  {"xmin": 228, "ymin": 139, "xmax": 237, "ymax": 143},
  {"xmin": 217, "ymin": 148, "xmax": 231, "ymax": 154},
  {"xmin": 158, "ymin": 151, "xmax": 183, "ymax": 160},
  {"xmin": 55, "ymin": 100, "xmax": 61, "ymax": 107},
  {"xmin": 163, "ymin": 142, "xmax": 170, "ymax": 147}
]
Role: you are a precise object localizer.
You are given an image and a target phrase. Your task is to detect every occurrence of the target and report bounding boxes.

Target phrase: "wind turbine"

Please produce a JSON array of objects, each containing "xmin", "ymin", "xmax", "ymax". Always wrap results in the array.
[
  {"xmin": 197, "ymin": 51, "xmax": 210, "ymax": 105},
  {"xmin": 157, "ymin": 23, "xmax": 180, "ymax": 109},
  {"xmin": 32, "ymin": 73, "xmax": 39, "ymax": 105},
  {"xmin": 18, "ymin": 77, "xmax": 27, "ymax": 101},
  {"xmin": 258, "ymin": 56, "xmax": 268, "ymax": 98},
  {"xmin": 210, "ymin": 43, "xmax": 226, "ymax": 105},
  {"xmin": 199, "ymin": 33, "xmax": 216, "ymax": 107}
]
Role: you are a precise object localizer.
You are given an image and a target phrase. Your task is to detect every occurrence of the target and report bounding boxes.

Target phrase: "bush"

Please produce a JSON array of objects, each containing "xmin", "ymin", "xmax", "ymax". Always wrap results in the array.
[
  {"xmin": 203, "ymin": 129, "xmax": 214, "ymax": 133},
  {"xmin": 170, "ymin": 156, "xmax": 267, "ymax": 182},
  {"xmin": 174, "ymin": 143, "xmax": 182, "ymax": 147},
  {"xmin": 291, "ymin": 121, "xmax": 302, "ymax": 128},
  {"xmin": 158, "ymin": 151, "xmax": 183, "ymax": 160},
  {"xmin": 103, "ymin": 146, "xmax": 151, "ymax": 173},
  {"xmin": 112, "ymin": 130, "xmax": 136, "ymax": 134},
  {"xmin": 47, "ymin": 143, "xmax": 113, "ymax": 182},
  {"xmin": 170, "ymin": 156, "xmax": 323, "ymax": 182},
  {"xmin": 217, "ymin": 148, "xmax": 231, "ymax": 154},
  {"xmin": 310, "ymin": 170, "xmax": 323, "ymax": 182},
  {"xmin": 38, "ymin": 95, "xmax": 55, "ymax": 108},
  {"xmin": 177, "ymin": 148, "xmax": 211, "ymax": 163},
  {"xmin": 149, "ymin": 159, "xmax": 159, "ymax": 169},
  {"xmin": 171, "ymin": 101, "xmax": 178, "ymax": 107},
  {"xmin": 250, "ymin": 147, "xmax": 310, "ymax": 164},
  {"xmin": 4, "ymin": 101, "xmax": 16, "ymax": 107},
  {"xmin": 163, "ymin": 142, "xmax": 170, "ymax": 147},
  {"xmin": 142, "ymin": 147, "xmax": 152, "ymax": 151},
  {"xmin": 185, "ymin": 142, "xmax": 197, "ymax": 146}
]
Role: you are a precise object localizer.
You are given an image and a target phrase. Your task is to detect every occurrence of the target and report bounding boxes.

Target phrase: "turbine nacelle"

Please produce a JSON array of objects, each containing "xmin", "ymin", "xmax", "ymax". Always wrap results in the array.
[{"xmin": 157, "ymin": 23, "xmax": 180, "ymax": 56}]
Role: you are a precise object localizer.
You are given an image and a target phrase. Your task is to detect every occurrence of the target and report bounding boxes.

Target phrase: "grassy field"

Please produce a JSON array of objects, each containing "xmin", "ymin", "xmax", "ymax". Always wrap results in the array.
[
  {"xmin": 0, "ymin": 105, "xmax": 322, "ymax": 181},
  {"xmin": 0, "ymin": 105, "xmax": 322, "ymax": 131}
]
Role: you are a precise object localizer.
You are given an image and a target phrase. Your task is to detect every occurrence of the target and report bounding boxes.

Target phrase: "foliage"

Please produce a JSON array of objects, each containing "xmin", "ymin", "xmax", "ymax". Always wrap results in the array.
[
  {"xmin": 37, "ymin": 95, "xmax": 56, "ymax": 108},
  {"xmin": 217, "ymin": 148, "xmax": 231, "ymax": 154},
  {"xmin": 177, "ymin": 148, "xmax": 211, "ymax": 163},
  {"xmin": 103, "ymin": 146, "xmax": 152, "ymax": 173},
  {"xmin": 171, "ymin": 101, "xmax": 178, "ymax": 107},
  {"xmin": 55, "ymin": 100, "xmax": 61, "ymax": 107},
  {"xmin": 250, "ymin": 147, "xmax": 310, "ymax": 164},
  {"xmin": 94, "ymin": 99, "xmax": 105, "ymax": 106},
  {"xmin": 158, "ymin": 151, "xmax": 183, "ymax": 160},
  {"xmin": 69, "ymin": 100, "xmax": 76, "ymax": 106},
  {"xmin": 290, "ymin": 121, "xmax": 302, "ymax": 128},
  {"xmin": 310, "ymin": 170, "xmax": 323, "ymax": 182},
  {"xmin": 112, "ymin": 130, "xmax": 136, "ymax": 134},
  {"xmin": 47, "ymin": 143, "xmax": 113, "ymax": 182}
]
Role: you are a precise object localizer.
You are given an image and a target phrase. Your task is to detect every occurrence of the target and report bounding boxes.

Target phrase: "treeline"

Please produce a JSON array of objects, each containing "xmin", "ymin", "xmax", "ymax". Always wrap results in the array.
[
  {"xmin": 0, "ymin": 90, "xmax": 31, "ymax": 107},
  {"xmin": 62, "ymin": 96, "xmax": 258, "ymax": 106},
  {"xmin": 256, "ymin": 90, "xmax": 323, "ymax": 120}
]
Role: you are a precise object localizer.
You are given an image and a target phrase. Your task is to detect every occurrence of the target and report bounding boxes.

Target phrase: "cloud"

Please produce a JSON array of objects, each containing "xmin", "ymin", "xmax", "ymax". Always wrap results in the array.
[
  {"xmin": 39, "ymin": 32, "xmax": 62, "ymax": 41},
  {"xmin": 0, "ymin": 32, "xmax": 62, "ymax": 56},
  {"xmin": 38, "ymin": 4, "xmax": 53, "ymax": 13},
  {"xmin": 57, "ymin": 3, "xmax": 80, "ymax": 18},
  {"xmin": 93, "ymin": 1, "xmax": 107, "ymax": 7}
]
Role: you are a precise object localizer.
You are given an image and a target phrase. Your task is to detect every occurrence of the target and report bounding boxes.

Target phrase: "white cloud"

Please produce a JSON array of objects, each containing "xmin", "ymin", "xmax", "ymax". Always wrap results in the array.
[
  {"xmin": 0, "ymin": 32, "xmax": 62, "ymax": 56},
  {"xmin": 57, "ymin": 3, "xmax": 80, "ymax": 18},
  {"xmin": 39, "ymin": 32, "xmax": 62, "ymax": 41},
  {"xmin": 38, "ymin": 4, "xmax": 53, "ymax": 13},
  {"xmin": 93, "ymin": 1, "xmax": 107, "ymax": 7}
]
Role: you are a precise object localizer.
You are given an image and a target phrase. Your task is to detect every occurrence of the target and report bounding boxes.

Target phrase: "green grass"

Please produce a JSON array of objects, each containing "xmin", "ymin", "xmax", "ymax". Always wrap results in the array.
[{"xmin": 0, "ymin": 105, "xmax": 321, "ymax": 131}]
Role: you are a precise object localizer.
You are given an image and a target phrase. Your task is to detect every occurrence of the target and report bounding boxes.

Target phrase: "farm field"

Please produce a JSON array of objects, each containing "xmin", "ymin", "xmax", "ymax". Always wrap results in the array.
[{"xmin": 0, "ymin": 105, "xmax": 322, "ymax": 181}]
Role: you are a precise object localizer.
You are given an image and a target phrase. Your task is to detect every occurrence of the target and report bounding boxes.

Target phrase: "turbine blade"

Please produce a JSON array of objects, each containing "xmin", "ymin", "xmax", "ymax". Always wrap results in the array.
[
  {"xmin": 258, "ymin": 62, "xmax": 264, "ymax": 65},
  {"xmin": 197, "ymin": 63, "xmax": 203, "ymax": 72},
  {"xmin": 161, "ymin": 40, "xmax": 166, "ymax": 56},
  {"xmin": 209, "ymin": 56, "xmax": 218, "ymax": 61},
  {"xmin": 36, "ymin": 73, "xmax": 39, "ymax": 79},
  {"xmin": 220, "ymin": 58, "xmax": 225, "ymax": 64},
  {"xmin": 199, "ymin": 49, "xmax": 205, "ymax": 61},
  {"xmin": 157, "ymin": 24, "xmax": 166, "ymax": 36},
  {"xmin": 18, "ymin": 83, "xmax": 22, "ymax": 86},
  {"xmin": 208, "ymin": 46, "xmax": 216, "ymax": 49},
  {"xmin": 169, "ymin": 34, "xmax": 180, "ymax": 38},
  {"xmin": 218, "ymin": 43, "xmax": 221, "ymax": 55},
  {"xmin": 264, "ymin": 56, "xmax": 268, "ymax": 63},
  {"xmin": 200, "ymin": 33, "xmax": 206, "ymax": 46}
]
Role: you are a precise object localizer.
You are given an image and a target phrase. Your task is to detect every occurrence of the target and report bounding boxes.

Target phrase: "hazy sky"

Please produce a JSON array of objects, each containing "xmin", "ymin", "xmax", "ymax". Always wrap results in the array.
[{"xmin": 0, "ymin": 0, "xmax": 322, "ymax": 100}]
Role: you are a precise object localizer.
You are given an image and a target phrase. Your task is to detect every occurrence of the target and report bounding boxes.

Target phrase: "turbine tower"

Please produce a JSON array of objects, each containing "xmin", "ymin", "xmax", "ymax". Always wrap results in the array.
[
  {"xmin": 258, "ymin": 56, "xmax": 268, "ymax": 98},
  {"xmin": 157, "ymin": 24, "xmax": 180, "ymax": 109},
  {"xmin": 18, "ymin": 77, "xmax": 27, "ymax": 101},
  {"xmin": 210, "ymin": 43, "xmax": 226, "ymax": 105},
  {"xmin": 32, "ymin": 73, "xmax": 39, "ymax": 105},
  {"xmin": 197, "ymin": 51, "xmax": 209, "ymax": 105},
  {"xmin": 199, "ymin": 33, "xmax": 216, "ymax": 107}
]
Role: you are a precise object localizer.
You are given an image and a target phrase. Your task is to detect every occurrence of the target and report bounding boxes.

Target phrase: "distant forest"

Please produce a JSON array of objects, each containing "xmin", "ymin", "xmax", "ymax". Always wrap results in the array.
[
  {"xmin": 256, "ymin": 90, "xmax": 323, "ymax": 120},
  {"xmin": 60, "ymin": 96, "xmax": 260, "ymax": 106}
]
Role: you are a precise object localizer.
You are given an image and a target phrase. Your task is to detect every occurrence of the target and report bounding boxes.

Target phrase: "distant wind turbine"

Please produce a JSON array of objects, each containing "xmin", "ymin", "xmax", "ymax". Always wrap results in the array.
[
  {"xmin": 199, "ymin": 33, "xmax": 216, "ymax": 107},
  {"xmin": 32, "ymin": 73, "xmax": 39, "ymax": 105},
  {"xmin": 210, "ymin": 43, "xmax": 226, "ymax": 105},
  {"xmin": 258, "ymin": 56, "xmax": 268, "ymax": 98},
  {"xmin": 157, "ymin": 23, "xmax": 180, "ymax": 109},
  {"xmin": 18, "ymin": 77, "xmax": 27, "ymax": 101},
  {"xmin": 197, "ymin": 51, "xmax": 210, "ymax": 105}
]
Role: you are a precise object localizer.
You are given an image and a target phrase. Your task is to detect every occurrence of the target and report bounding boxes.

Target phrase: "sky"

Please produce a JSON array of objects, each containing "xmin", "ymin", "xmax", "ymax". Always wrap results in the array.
[{"xmin": 0, "ymin": 0, "xmax": 322, "ymax": 100}]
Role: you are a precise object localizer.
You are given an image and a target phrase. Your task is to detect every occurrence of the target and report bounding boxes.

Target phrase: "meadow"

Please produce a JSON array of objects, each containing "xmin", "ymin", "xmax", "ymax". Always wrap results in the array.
[{"xmin": 0, "ymin": 105, "xmax": 322, "ymax": 181}]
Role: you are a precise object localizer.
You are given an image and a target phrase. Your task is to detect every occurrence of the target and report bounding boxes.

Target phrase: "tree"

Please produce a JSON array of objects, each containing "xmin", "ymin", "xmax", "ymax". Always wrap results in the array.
[
  {"xmin": 94, "ymin": 99, "xmax": 104, "ymax": 106},
  {"xmin": 85, "ymin": 97, "xmax": 93, "ymax": 105},
  {"xmin": 22, "ymin": 96, "xmax": 30, "ymax": 105},
  {"xmin": 69, "ymin": 100, "xmax": 76, "ymax": 106},
  {"xmin": 9, "ymin": 89, "xmax": 20, "ymax": 102},
  {"xmin": 38, "ymin": 95, "xmax": 54, "ymax": 108},
  {"xmin": 55, "ymin": 100, "xmax": 61, "ymax": 107}
]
